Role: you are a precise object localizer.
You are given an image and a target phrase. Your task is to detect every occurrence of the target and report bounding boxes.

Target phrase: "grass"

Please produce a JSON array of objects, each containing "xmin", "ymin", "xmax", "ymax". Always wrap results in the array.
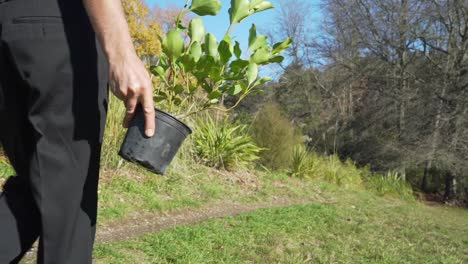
[
  {"xmin": 2, "ymin": 101, "xmax": 466, "ymax": 263},
  {"xmin": 94, "ymin": 186, "xmax": 468, "ymax": 263},
  {"xmin": 97, "ymin": 159, "xmax": 323, "ymax": 225},
  {"xmin": 364, "ymin": 171, "xmax": 415, "ymax": 200}
]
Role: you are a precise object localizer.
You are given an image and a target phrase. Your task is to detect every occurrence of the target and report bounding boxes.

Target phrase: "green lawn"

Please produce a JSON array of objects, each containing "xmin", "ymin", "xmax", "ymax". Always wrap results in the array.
[
  {"xmin": 96, "ymin": 160, "xmax": 326, "ymax": 225},
  {"xmin": 2, "ymin": 155, "xmax": 324, "ymax": 226},
  {"xmin": 94, "ymin": 188, "xmax": 468, "ymax": 264},
  {"xmin": 3, "ymin": 152, "xmax": 467, "ymax": 264}
]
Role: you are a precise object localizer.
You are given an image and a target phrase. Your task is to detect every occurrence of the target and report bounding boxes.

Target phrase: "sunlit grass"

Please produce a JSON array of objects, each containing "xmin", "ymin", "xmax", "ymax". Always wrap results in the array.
[{"xmin": 94, "ymin": 190, "xmax": 468, "ymax": 263}]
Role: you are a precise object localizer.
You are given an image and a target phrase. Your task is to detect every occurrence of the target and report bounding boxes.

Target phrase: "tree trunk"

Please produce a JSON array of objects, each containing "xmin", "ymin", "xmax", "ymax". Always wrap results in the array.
[
  {"xmin": 444, "ymin": 171, "xmax": 457, "ymax": 201},
  {"xmin": 422, "ymin": 160, "xmax": 432, "ymax": 192},
  {"xmin": 422, "ymin": 82, "xmax": 446, "ymax": 192},
  {"xmin": 397, "ymin": 0, "xmax": 409, "ymax": 179}
]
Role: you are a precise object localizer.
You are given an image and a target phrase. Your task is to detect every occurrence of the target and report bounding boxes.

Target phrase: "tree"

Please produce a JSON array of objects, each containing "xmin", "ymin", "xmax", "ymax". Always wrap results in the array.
[
  {"xmin": 419, "ymin": 0, "xmax": 468, "ymax": 200},
  {"xmin": 122, "ymin": 0, "xmax": 163, "ymax": 57}
]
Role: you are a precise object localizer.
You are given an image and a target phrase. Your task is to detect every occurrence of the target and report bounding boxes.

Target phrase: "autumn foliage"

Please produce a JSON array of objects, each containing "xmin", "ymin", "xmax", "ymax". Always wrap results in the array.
[{"xmin": 121, "ymin": 0, "xmax": 162, "ymax": 57}]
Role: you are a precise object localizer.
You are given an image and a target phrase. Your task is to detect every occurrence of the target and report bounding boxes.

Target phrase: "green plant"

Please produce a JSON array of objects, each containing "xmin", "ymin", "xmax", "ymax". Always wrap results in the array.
[
  {"xmin": 290, "ymin": 145, "xmax": 315, "ymax": 178},
  {"xmin": 151, "ymin": 0, "xmax": 291, "ymax": 117},
  {"xmin": 0, "ymin": 157, "xmax": 14, "ymax": 179},
  {"xmin": 192, "ymin": 113, "xmax": 264, "ymax": 170},
  {"xmin": 251, "ymin": 101, "xmax": 303, "ymax": 170},
  {"xmin": 365, "ymin": 171, "xmax": 414, "ymax": 200},
  {"xmin": 320, "ymin": 156, "xmax": 363, "ymax": 189}
]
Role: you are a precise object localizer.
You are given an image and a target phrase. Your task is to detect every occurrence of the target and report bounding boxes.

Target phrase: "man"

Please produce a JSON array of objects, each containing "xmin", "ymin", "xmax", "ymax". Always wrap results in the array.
[{"xmin": 0, "ymin": 0, "xmax": 155, "ymax": 262}]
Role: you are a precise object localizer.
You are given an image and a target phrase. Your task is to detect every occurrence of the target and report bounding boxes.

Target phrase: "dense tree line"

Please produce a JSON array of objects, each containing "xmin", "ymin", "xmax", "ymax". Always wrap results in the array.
[{"xmin": 235, "ymin": 0, "xmax": 468, "ymax": 204}]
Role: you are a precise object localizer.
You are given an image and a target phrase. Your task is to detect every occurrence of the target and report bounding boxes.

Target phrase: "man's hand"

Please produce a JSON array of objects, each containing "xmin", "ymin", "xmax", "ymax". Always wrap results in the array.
[
  {"xmin": 109, "ymin": 52, "xmax": 155, "ymax": 137},
  {"xmin": 82, "ymin": 0, "xmax": 155, "ymax": 137}
]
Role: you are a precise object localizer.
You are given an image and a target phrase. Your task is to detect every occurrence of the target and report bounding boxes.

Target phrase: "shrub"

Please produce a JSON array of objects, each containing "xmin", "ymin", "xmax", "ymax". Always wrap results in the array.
[
  {"xmin": 250, "ymin": 101, "xmax": 303, "ymax": 170},
  {"xmin": 365, "ymin": 171, "xmax": 414, "ymax": 200},
  {"xmin": 192, "ymin": 113, "xmax": 263, "ymax": 170},
  {"xmin": 290, "ymin": 145, "xmax": 315, "ymax": 178},
  {"xmin": 307, "ymin": 155, "xmax": 363, "ymax": 189}
]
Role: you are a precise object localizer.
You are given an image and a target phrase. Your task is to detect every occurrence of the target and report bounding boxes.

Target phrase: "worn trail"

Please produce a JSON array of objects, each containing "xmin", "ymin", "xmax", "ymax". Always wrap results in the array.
[{"xmin": 21, "ymin": 195, "xmax": 329, "ymax": 263}]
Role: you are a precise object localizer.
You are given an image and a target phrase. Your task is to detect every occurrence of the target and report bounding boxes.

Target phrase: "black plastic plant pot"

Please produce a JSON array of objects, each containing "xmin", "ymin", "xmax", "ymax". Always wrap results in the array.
[{"xmin": 119, "ymin": 106, "xmax": 192, "ymax": 175}]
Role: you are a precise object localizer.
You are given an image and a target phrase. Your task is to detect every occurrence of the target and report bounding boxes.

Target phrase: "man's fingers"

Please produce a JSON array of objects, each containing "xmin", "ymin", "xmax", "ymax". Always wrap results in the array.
[
  {"xmin": 123, "ymin": 95, "xmax": 138, "ymax": 128},
  {"xmin": 141, "ymin": 84, "xmax": 155, "ymax": 137}
]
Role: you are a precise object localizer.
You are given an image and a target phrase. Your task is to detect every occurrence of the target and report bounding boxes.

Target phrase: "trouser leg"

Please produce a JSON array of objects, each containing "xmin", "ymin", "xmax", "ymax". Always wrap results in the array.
[
  {"xmin": 0, "ymin": 34, "xmax": 41, "ymax": 263},
  {"xmin": 0, "ymin": 3, "xmax": 109, "ymax": 263}
]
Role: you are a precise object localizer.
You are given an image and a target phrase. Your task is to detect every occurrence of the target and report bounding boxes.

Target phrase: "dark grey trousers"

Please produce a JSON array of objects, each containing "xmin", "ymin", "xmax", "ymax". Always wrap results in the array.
[{"xmin": 0, "ymin": 0, "xmax": 109, "ymax": 263}]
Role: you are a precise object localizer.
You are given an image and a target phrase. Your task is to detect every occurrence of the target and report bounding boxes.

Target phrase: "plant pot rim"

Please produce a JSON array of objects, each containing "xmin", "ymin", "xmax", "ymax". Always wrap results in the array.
[{"xmin": 154, "ymin": 107, "xmax": 192, "ymax": 135}]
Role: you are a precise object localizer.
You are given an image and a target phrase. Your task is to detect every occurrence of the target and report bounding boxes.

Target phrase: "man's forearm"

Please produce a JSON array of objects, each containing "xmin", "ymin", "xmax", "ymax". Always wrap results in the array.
[
  {"xmin": 82, "ymin": 0, "xmax": 156, "ymax": 137},
  {"xmin": 83, "ymin": 0, "xmax": 135, "ymax": 62}
]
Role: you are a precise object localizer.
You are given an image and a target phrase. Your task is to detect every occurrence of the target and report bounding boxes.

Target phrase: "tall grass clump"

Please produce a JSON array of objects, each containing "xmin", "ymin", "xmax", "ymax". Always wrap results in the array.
[
  {"xmin": 290, "ymin": 145, "xmax": 316, "ymax": 178},
  {"xmin": 288, "ymin": 148, "xmax": 364, "ymax": 189},
  {"xmin": 192, "ymin": 113, "xmax": 263, "ymax": 170},
  {"xmin": 365, "ymin": 171, "xmax": 414, "ymax": 200},
  {"xmin": 251, "ymin": 102, "xmax": 303, "ymax": 170},
  {"xmin": 318, "ymin": 155, "xmax": 364, "ymax": 189},
  {"xmin": 101, "ymin": 95, "xmax": 128, "ymax": 169}
]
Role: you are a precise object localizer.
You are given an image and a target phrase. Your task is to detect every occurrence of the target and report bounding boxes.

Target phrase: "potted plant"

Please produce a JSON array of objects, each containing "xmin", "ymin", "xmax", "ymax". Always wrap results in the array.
[{"xmin": 119, "ymin": 0, "xmax": 291, "ymax": 174}]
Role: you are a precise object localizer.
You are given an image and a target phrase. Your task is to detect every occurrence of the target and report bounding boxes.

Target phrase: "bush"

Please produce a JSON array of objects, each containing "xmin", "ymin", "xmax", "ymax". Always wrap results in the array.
[
  {"xmin": 311, "ymin": 155, "xmax": 363, "ymax": 189},
  {"xmin": 251, "ymin": 101, "xmax": 303, "ymax": 170},
  {"xmin": 192, "ymin": 113, "xmax": 263, "ymax": 170},
  {"xmin": 365, "ymin": 171, "xmax": 415, "ymax": 200},
  {"xmin": 288, "ymin": 145, "xmax": 364, "ymax": 189},
  {"xmin": 290, "ymin": 145, "xmax": 315, "ymax": 178}
]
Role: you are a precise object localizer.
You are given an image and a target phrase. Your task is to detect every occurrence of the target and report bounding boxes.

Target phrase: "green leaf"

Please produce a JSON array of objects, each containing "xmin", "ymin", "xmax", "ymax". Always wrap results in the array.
[
  {"xmin": 247, "ymin": 62, "xmax": 258, "ymax": 85},
  {"xmin": 248, "ymin": 24, "xmax": 257, "ymax": 48},
  {"xmin": 190, "ymin": 41, "xmax": 202, "ymax": 62},
  {"xmin": 173, "ymin": 84, "xmax": 185, "ymax": 95},
  {"xmin": 204, "ymin": 33, "xmax": 218, "ymax": 57},
  {"xmin": 189, "ymin": 18, "xmax": 206, "ymax": 43},
  {"xmin": 159, "ymin": 56, "xmax": 168, "ymax": 67},
  {"xmin": 234, "ymin": 41, "xmax": 242, "ymax": 59},
  {"xmin": 176, "ymin": 20, "xmax": 187, "ymax": 30},
  {"xmin": 228, "ymin": 84, "xmax": 243, "ymax": 95},
  {"xmin": 218, "ymin": 39, "xmax": 233, "ymax": 64},
  {"xmin": 250, "ymin": 0, "xmax": 263, "ymax": 8},
  {"xmin": 173, "ymin": 96, "xmax": 183, "ymax": 106},
  {"xmin": 252, "ymin": 1, "xmax": 274, "ymax": 13},
  {"xmin": 208, "ymin": 90, "xmax": 223, "ymax": 99},
  {"xmin": 201, "ymin": 79, "xmax": 213, "ymax": 93},
  {"xmin": 229, "ymin": 59, "xmax": 249, "ymax": 73},
  {"xmin": 154, "ymin": 91, "xmax": 168, "ymax": 102},
  {"xmin": 189, "ymin": 85, "xmax": 198, "ymax": 94},
  {"xmin": 268, "ymin": 55, "xmax": 284, "ymax": 63},
  {"xmin": 209, "ymin": 66, "xmax": 223, "ymax": 82},
  {"xmin": 272, "ymin": 38, "xmax": 293, "ymax": 55},
  {"xmin": 253, "ymin": 76, "xmax": 271, "ymax": 87},
  {"xmin": 251, "ymin": 35, "xmax": 268, "ymax": 52},
  {"xmin": 179, "ymin": 54, "xmax": 195, "ymax": 71},
  {"xmin": 162, "ymin": 30, "xmax": 185, "ymax": 60},
  {"xmin": 150, "ymin": 65, "xmax": 167, "ymax": 81},
  {"xmin": 248, "ymin": 88, "xmax": 265, "ymax": 95},
  {"xmin": 196, "ymin": 55, "xmax": 216, "ymax": 76},
  {"xmin": 229, "ymin": 0, "xmax": 251, "ymax": 24},
  {"xmin": 190, "ymin": 0, "xmax": 222, "ymax": 16},
  {"xmin": 248, "ymin": 25, "xmax": 268, "ymax": 52},
  {"xmin": 251, "ymin": 47, "xmax": 271, "ymax": 64}
]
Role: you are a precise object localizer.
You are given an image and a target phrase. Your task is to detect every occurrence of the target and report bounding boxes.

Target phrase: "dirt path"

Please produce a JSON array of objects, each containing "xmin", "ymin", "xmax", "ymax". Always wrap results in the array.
[
  {"xmin": 97, "ymin": 196, "xmax": 327, "ymax": 243},
  {"xmin": 21, "ymin": 195, "xmax": 329, "ymax": 263}
]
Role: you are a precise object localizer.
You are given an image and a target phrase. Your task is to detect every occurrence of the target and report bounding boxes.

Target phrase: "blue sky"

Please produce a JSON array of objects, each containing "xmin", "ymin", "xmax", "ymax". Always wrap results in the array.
[{"xmin": 144, "ymin": 0, "xmax": 322, "ymax": 76}]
